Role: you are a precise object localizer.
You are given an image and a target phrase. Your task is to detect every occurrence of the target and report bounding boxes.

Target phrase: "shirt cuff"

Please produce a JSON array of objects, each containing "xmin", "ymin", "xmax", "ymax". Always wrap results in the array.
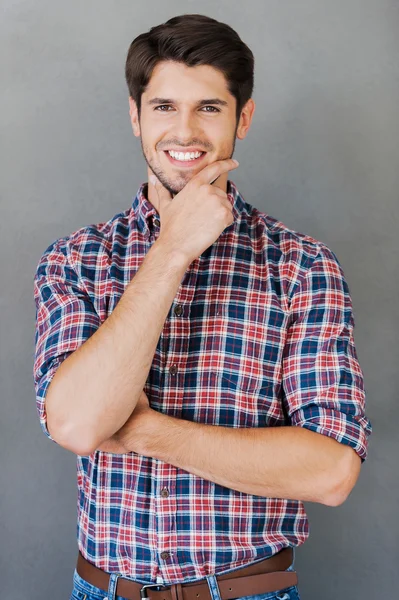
[
  {"xmin": 35, "ymin": 362, "xmax": 62, "ymax": 443},
  {"xmin": 290, "ymin": 405, "xmax": 372, "ymax": 462}
]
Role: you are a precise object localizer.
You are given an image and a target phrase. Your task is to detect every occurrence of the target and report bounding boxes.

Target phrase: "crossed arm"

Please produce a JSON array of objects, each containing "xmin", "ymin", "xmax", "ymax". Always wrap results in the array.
[
  {"xmin": 97, "ymin": 396, "xmax": 361, "ymax": 507},
  {"xmin": 35, "ymin": 240, "xmax": 366, "ymax": 506}
]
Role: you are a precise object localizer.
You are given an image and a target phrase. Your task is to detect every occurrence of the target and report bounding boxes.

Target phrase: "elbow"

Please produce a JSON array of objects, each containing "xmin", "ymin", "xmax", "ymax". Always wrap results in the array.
[
  {"xmin": 323, "ymin": 487, "xmax": 350, "ymax": 507},
  {"xmin": 44, "ymin": 369, "xmax": 98, "ymax": 455},
  {"xmin": 46, "ymin": 392, "xmax": 98, "ymax": 455},
  {"xmin": 59, "ymin": 424, "xmax": 98, "ymax": 456},
  {"xmin": 48, "ymin": 417, "xmax": 97, "ymax": 456},
  {"xmin": 322, "ymin": 447, "xmax": 362, "ymax": 507},
  {"xmin": 59, "ymin": 432, "xmax": 97, "ymax": 456},
  {"xmin": 61, "ymin": 435, "xmax": 96, "ymax": 457}
]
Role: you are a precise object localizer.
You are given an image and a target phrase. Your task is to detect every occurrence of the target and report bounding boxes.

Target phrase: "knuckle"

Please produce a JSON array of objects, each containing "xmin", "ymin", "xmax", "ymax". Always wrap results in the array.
[{"xmin": 218, "ymin": 204, "xmax": 230, "ymax": 218}]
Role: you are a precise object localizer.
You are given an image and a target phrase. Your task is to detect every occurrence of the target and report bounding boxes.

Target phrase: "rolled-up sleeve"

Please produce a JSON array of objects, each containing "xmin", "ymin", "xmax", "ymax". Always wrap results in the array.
[
  {"xmin": 281, "ymin": 245, "xmax": 372, "ymax": 462},
  {"xmin": 33, "ymin": 239, "xmax": 101, "ymax": 442}
]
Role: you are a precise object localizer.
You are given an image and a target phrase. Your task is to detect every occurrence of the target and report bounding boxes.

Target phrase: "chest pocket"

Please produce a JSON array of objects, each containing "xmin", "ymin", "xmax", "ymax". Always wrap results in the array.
[
  {"xmin": 188, "ymin": 296, "xmax": 286, "ymax": 428},
  {"xmin": 208, "ymin": 299, "xmax": 280, "ymax": 391}
]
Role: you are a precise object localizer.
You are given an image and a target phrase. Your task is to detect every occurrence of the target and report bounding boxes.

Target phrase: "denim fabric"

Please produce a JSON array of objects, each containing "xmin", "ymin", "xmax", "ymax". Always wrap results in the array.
[{"xmin": 69, "ymin": 552, "xmax": 300, "ymax": 600}]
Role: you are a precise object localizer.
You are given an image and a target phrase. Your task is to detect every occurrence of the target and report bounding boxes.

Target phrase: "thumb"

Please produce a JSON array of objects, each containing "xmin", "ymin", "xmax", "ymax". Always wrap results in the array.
[{"xmin": 149, "ymin": 174, "xmax": 173, "ymax": 211}]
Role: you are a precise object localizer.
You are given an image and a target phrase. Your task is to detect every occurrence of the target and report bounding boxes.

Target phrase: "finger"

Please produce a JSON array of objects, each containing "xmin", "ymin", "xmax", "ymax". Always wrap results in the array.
[
  {"xmin": 209, "ymin": 185, "xmax": 228, "ymax": 197},
  {"xmin": 194, "ymin": 158, "xmax": 239, "ymax": 186},
  {"xmin": 149, "ymin": 174, "xmax": 173, "ymax": 206}
]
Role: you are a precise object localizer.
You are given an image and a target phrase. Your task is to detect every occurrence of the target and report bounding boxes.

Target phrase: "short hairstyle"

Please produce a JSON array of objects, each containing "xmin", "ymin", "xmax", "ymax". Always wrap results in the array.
[{"xmin": 125, "ymin": 13, "xmax": 255, "ymax": 123}]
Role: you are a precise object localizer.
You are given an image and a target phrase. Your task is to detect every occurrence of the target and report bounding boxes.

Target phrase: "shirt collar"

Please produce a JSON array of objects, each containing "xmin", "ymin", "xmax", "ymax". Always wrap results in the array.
[{"xmin": 131, "ymin": 179, "xmax": 246, "ymax": 238}]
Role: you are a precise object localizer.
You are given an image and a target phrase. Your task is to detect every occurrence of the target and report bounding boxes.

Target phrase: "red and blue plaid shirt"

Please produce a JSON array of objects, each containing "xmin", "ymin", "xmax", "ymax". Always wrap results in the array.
[{"xmin": 33, "ymin": 179, "xmax": 372, "ymax": 584}]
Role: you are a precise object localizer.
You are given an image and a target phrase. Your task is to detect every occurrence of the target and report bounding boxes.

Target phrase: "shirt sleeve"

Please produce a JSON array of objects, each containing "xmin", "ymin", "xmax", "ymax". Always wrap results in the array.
[
  {"xmin": 33, "ymin": 239, "xmax": 101, "ymax": 442},
  {"xmin": 281, "ymin": 244, "xmax": 372, "ymax": 462}
]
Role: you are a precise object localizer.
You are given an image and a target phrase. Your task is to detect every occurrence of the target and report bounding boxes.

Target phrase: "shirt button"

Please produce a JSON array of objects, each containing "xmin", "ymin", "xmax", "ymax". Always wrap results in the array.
[
  {"xmin": 161, "ymin": 487, "xmax": 169, "ymax": 498},
  {"xmin": 174, "ymin": 304, "xmax": 183, "ymax": 316},
  {"xmin": 160, "ymin": 551, "xmax": 170, "ymax": 560},
  {"xmin": 153, "ymin": 217, "xmax": 161, "ymax": 227},
  {"xmin": 169, "ymin": 365, "xmax": 178, "ymax": 375}
]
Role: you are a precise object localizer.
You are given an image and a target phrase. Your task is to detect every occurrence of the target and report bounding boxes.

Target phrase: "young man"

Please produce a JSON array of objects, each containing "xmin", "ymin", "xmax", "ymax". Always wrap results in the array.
[{"xmin": 33, "ymin": 14, "xmax": 372, "ymax": 600}]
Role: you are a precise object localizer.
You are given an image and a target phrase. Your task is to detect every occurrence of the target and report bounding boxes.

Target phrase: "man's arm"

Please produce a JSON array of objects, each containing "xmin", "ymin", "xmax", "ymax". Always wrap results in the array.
[
  {"xmin": 35, "ymin": 159, "xmax": 238, "ymax": 455},
  {"xmin": 44, "ymin": 239, "xmax": 188, "ymax": 456},
  {"xmin": 98, "ymin": 243, "xmax": 370, "ymax": 505},
  {"xmin": 114, "ymin": 409, "xmax": 361, "ymax": 506}
]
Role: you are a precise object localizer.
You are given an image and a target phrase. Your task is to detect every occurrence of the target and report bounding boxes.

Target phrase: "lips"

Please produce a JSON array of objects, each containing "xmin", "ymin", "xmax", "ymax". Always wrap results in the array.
[{"xmin": 164, "ymin": 150, "xmax": 207, "ymax": 168}]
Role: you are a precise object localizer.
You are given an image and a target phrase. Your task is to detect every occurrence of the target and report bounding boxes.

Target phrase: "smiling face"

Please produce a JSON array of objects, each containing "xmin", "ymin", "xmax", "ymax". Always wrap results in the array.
[{"xmin": 129, "ymin": 60, "xmax": 255, "ymax": 202}]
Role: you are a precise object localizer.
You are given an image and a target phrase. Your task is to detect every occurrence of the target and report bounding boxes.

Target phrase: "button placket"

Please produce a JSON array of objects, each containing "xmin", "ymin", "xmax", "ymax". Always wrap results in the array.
[{"xmin": 156, "ymin": 462, "xmax": 177, "ymax": 572}]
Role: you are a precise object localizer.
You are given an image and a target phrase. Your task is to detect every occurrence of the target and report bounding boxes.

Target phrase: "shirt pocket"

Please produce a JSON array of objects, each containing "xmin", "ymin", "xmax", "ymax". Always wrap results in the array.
[
  {"xmin": 188, "ymin": 292, "xmax": 286, "ymax": 427},
  {"xmin": 208, "ymin": 300, "xmax": 275, "ymax": 395},
  {"xmin": 206, "ymin": 298, "xmax": 284, "ymax": 427},
  {"xmin": 211, "ymin": 367, "xmax": 274, "ymax": 428},
  {"xmin": 213, "ymin": 366, "xmax": 266, "ymax": 394}
]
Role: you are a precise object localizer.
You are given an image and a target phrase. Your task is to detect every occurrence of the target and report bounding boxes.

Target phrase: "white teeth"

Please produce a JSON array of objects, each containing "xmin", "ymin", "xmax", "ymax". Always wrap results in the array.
[{"xmin": 168, "ymin": 150, "xmax": 203, "ymax": 161}]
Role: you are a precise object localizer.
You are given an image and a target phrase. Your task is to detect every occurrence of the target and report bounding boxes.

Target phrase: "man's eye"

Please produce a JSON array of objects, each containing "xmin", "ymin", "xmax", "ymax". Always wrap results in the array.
[
  {"xmin": 154, "ymin": 105, "xmax": 172, "ymax": 111},
  {"xmin": 154, "ymin": 105, "xmax": 220, "ymax": 113}
]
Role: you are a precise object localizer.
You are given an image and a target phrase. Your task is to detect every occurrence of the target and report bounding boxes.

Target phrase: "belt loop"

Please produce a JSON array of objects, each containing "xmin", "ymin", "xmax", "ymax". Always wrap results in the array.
[
  {"xmin": 205, "ymin": 575, "xmax": 222, "ymax": 600},
  {"xmin": 170, "ymin": 582, "xmax": 183, "ymax": 600},
  {"xmin": 106, "ymin": 572, "xmax": 121, "ymax": 600},
  {"xmin": 287, "ymin": 547, "xmax": 296, "ymax": 571}
]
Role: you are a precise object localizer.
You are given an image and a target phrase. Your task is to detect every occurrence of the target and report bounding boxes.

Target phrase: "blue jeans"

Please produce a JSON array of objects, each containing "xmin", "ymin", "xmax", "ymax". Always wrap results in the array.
[{"xmin": 69, "ymin": 554, "xmax": 300, "ymax": 600}]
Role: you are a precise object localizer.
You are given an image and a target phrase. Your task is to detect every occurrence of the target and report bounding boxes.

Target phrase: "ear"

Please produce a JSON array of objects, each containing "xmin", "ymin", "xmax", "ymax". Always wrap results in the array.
[
  {"xmin": 129, "ymin": 96, "xmax": 141, "ymax": 137},
  {"xmin": 236, "ymin": 98, "xmax": 256, "ymax": 141}
]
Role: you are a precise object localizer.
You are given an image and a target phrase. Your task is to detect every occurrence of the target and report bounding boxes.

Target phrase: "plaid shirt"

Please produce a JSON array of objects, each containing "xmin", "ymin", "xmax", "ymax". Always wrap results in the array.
[{"xmin": 33, "ymin": 179, "xmax": 372, "ymax": 584}]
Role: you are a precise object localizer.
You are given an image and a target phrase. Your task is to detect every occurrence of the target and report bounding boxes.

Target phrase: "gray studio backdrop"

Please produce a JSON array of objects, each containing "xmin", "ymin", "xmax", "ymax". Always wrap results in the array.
[{"xmin": 1, "ymin": 1, "xmax": 397, "ymax": 599}]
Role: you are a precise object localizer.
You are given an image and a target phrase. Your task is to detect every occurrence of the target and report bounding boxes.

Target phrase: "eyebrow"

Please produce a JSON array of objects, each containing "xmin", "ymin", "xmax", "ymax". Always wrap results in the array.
[{"xmin": 147, "ymin": 97, "xmax": 228, "ymax": 107}]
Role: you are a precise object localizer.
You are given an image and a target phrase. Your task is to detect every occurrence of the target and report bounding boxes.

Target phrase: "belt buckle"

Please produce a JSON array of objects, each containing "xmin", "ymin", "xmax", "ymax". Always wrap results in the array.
[{"xmin": 140, "ymin": 583, "xmax": 170, "ymax": 598}]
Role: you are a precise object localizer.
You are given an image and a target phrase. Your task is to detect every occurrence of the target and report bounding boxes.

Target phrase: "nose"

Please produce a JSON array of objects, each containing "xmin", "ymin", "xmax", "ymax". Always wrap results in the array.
[{"xmin": 171, "ymin": 108, "xmax": 201, "ymax": 144}]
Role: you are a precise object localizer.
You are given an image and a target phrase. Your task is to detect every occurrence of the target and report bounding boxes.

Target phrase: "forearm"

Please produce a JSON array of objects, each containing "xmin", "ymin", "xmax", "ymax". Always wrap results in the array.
[
  {"xmin": 94, "ymin": 437, "xmax": 125, "ymax": 454},
  {"xmin": 135, "ymin": 413, "xmax": 360, "ymax": 506},
  {"xmin": 46, "ymin": 240, "xmax": 189, "ymax": 455}
]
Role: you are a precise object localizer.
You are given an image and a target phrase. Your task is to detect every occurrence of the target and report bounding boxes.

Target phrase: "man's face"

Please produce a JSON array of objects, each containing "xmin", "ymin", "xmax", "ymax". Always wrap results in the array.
[{"xmin": 129, "ymin": 61, "xmax": 241, "ymax": 196}]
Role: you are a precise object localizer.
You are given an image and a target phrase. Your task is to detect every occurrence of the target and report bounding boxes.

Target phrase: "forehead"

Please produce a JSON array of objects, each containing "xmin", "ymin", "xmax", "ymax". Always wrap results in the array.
[{"xmin": 143, "ymin": 60, "xmax": 233, "ymax": 103}]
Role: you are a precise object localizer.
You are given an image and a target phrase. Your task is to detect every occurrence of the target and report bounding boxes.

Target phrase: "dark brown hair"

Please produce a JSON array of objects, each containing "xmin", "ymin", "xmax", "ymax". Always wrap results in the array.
[{"xmin": 125, "ymin": 14, "xmax": 254, "ymax": 124}]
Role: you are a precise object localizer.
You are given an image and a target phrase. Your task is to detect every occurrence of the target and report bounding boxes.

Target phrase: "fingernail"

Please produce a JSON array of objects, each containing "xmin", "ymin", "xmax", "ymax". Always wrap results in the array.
[
  {"xmin": 233, "ymin": 159, "xmax": 239, "ymax": 166},
  {"xmin": 149, "ymin": 175, "xmax": 156, "ymax": 185}
]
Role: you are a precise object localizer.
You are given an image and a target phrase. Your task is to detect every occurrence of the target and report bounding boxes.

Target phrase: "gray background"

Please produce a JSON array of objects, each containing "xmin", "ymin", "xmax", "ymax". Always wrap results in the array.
[{"xmin": 1, "ymin": 0, "xmax": 397, "ymax": 598}]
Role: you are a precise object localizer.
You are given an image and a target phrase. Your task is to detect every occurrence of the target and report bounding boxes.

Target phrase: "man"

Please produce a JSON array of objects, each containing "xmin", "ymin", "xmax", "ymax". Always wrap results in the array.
[{"xmin": 33, "ymin": 14, "xmax": 372, "ymax": 600}]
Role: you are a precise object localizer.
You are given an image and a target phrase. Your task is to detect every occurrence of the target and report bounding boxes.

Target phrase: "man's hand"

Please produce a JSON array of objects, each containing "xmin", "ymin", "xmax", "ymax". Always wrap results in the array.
[
  {"xmin": 96, "ymin": 390, "xmax": 154, "ymax": 454},
  {"xmin": 151, "ymin": 157, "xmax": 239, "ymax": 265}
]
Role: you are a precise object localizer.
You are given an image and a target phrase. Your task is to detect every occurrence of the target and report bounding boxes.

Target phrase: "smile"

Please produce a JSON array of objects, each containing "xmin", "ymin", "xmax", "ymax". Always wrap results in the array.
[{"xmin": 164, "ymin": 150, "xmax": 207, "ymax": 167}]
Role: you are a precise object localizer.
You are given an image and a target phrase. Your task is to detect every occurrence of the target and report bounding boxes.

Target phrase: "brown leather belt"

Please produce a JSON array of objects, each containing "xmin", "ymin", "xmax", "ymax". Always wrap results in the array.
[{"xmin": 76, "ymin": 547, "xmax": 298, "ymax": 600}]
